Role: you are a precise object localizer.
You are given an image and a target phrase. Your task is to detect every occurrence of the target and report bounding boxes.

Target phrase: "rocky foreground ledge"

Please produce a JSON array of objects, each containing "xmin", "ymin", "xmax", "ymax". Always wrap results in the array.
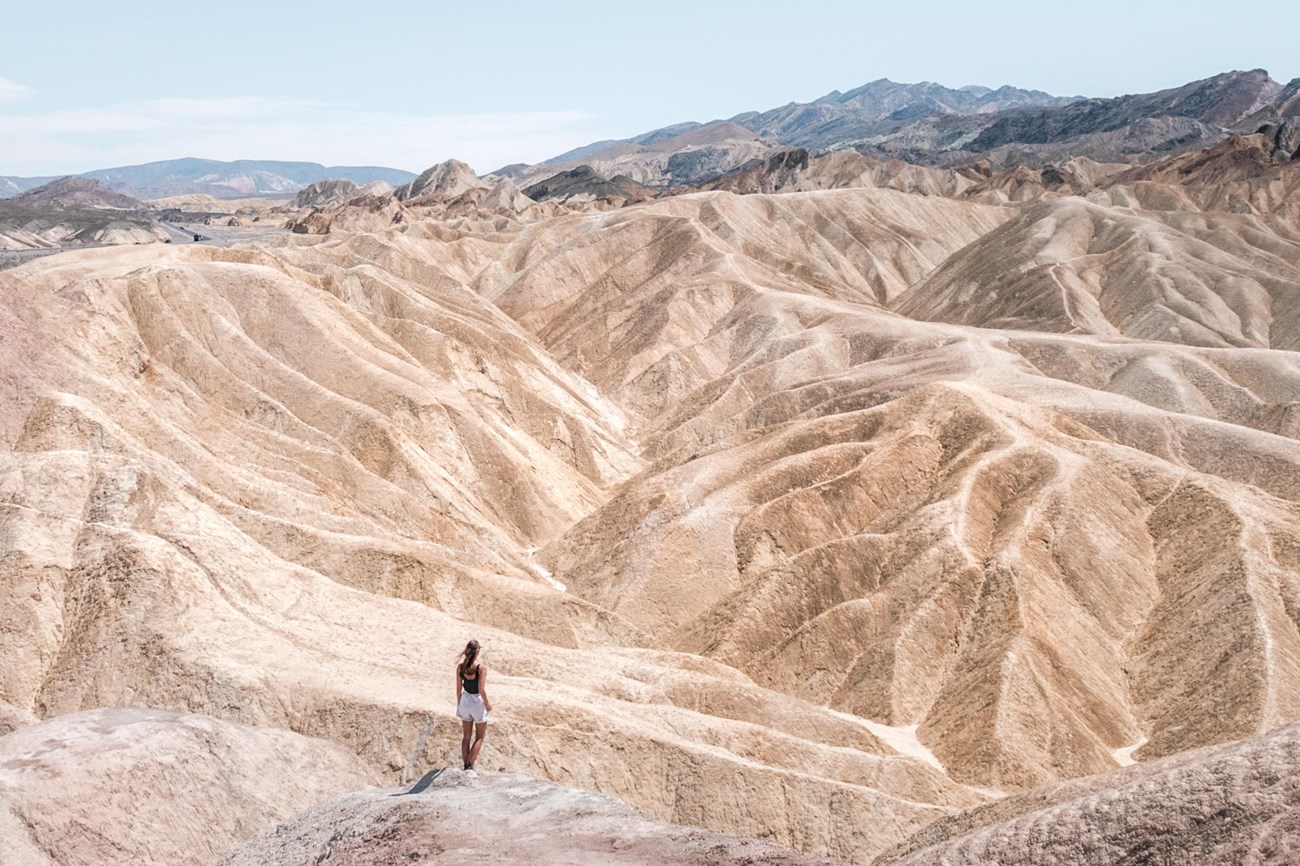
[
  {"xmin": 0, "ymin": 708, "xmax": 839, "ymax": 866},
  {"xmin": 221, "ymin": 768, "xmax": 842, "ymax": 866},
  {"xmin": 214, "ymin": 720, "xmax": 1300, "ymax": 866},
  {"xmin": 5, "ymin": 708, "xmax": 1300, "ymax": 865},
  {"xmin": 883, "ymin": 721, "xmax": 1300, "ymax": 866},
  {"xmin": 0, "ymin": 708, "xmax": 376, "ymax": 866}
]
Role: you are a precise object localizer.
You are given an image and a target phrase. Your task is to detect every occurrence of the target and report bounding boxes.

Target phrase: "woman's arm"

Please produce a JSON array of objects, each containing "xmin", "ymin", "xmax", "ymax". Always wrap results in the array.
[
  {"xmin": 479, "ymin": 665, "xmax": 492, "ymax": 712},
  {"xmin": 455, "ymin": 665, "xmax": 462, "ymax": 704}
]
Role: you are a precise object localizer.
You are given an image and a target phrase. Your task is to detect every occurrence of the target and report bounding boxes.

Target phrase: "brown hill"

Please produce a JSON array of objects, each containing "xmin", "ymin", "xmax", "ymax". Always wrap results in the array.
[
  {"xmin": 522, "ymin": 165, "xmax": 655, "ymax": 203},
  {"xmin": 11, "ymin": 176, "xmax": 146, "ymax": 211},
  {"xmin": 0, "ymin": 180, "xmax": 167, "ymax": 253}
]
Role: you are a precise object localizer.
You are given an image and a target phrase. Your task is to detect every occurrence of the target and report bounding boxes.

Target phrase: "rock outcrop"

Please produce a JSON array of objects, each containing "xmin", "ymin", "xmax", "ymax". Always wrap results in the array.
[{"xmin": 223, "ymin": 769, "xmax": 844, "ymax": 866}]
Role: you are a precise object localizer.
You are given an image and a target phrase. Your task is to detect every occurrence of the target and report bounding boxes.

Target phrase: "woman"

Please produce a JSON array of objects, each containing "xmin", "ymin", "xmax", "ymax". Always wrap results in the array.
[{"xmin": 455, "ymin": 639, "xmax": 492, "ymax": 770}]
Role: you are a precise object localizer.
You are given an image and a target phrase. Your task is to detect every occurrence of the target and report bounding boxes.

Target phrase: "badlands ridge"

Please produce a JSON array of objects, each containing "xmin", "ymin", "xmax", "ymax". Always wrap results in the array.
[{"xmin": 1, "ymin": 129, "xmax": 1300, "ymax": 865}]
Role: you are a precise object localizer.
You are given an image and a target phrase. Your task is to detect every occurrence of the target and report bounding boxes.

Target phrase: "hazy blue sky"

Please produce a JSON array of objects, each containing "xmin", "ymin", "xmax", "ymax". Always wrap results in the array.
[{"xmin": 2, "ymin": 0, "xmax": 1296, "ymax": 175}]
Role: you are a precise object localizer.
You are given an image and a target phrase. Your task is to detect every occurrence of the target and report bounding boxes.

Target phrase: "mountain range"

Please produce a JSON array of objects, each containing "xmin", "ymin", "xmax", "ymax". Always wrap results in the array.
[
  {"xmin": 0, "ymin": 157, "xmax": 416, "ymax": 200},
  {"xmin": 6, "ymin": 70, "xmax": 1296, "ymax": 203},
  {"xmin": 499, "ymin": 69, "xmax": 1300, "ymax": 189}
]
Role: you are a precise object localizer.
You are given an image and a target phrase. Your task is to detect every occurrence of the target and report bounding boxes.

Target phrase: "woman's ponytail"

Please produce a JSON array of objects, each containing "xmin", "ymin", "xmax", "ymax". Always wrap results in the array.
[{"xmin": 458, "ymin": 639, "xmax": 481, "ymax": 678}]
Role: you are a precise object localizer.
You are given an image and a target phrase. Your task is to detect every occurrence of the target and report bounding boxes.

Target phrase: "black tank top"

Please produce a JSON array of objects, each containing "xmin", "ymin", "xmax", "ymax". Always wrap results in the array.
[{"xmin": 461, "ymin": 664, "xmax": 480, "ymax": 694}]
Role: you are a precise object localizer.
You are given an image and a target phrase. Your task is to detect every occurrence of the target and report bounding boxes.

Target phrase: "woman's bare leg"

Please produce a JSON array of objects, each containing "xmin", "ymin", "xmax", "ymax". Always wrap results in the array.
[
  {"xmin": 461, "ymin": 720, "xmax": 474, "ymax": 767},
  {"xmin": 468, "ymin": 722, "xmax": 488, "ymax": 767}
]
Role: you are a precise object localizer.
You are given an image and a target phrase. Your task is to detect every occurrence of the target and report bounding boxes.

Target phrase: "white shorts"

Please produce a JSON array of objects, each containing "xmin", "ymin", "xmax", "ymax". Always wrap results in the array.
[{"xmin": 457, "ymin": 692, "xmax": 489, "ymax": 724}]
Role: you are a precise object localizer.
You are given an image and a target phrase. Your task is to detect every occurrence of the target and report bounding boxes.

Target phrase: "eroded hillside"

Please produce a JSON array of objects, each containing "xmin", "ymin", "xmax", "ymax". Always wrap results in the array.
[{"xmin": 2, "ymin": 145, "xmax": 1300, "ymax": 862}]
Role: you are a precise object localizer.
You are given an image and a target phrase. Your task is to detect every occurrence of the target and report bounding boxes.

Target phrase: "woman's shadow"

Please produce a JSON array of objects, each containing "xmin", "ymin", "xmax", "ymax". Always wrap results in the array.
[{"xmin": 397, "ymin": 767, "xmax": 444, "ymax": 796}]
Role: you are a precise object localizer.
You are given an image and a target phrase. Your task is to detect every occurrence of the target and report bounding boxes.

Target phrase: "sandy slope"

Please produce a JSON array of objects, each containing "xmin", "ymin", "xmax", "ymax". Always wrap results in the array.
[{"xmin": 896, "ymin": 197, "xmax": 1300, "ymax": 349}]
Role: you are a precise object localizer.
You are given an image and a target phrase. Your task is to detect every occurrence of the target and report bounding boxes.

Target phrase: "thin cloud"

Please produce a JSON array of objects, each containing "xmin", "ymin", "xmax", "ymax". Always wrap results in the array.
[
  {"xmin": 0, "ymin": 77, "xmax": 35, "ymax": 102},
  {"xmin": 0, "ymin": 95, "xmax": 602, "ymax": 175}
]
